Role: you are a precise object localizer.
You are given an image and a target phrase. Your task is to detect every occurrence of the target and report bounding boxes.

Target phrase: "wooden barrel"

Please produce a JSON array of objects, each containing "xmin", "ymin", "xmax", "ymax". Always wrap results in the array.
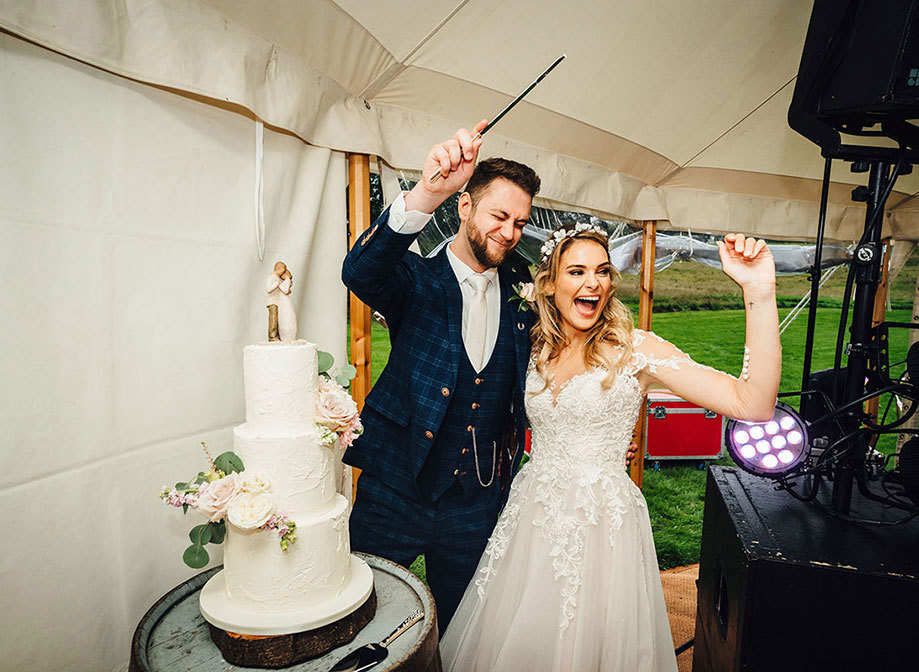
[{"xmin": 131, "ymin": 553, "xmax": 441, "ymax": 672}]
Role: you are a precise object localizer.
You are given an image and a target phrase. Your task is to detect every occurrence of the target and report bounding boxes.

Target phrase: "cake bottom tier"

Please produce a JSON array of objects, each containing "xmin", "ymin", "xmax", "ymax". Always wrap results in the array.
[
  {"xmin": 200, "ymin": 555, "xmax": 374, "ymax": 636},
  {"xmin": 200, "ymin": 493, "xmax": 374, "ymax": 635}
]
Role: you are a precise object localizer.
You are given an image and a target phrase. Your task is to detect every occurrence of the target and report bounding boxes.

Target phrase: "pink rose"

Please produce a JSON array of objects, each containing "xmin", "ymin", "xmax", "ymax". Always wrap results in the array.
[
  {"xmin": 196, "ymin": 473, "xmax": 240, "ymax": 522},
  {"xmin": 316, "ymin": 381, "xmax": 359, "ymax": 433},
  {"xmin": 518, "ymin": 282, "xmax": 536, "ymax": 302}
]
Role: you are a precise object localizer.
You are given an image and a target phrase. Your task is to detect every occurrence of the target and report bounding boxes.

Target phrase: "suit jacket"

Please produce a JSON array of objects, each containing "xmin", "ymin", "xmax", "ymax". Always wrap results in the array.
[{"xmin": 341, "ymin": 206, "xmax": 533, "ymax": 501}]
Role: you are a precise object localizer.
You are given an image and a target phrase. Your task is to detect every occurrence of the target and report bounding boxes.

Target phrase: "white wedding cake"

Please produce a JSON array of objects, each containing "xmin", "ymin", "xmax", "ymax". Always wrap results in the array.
[{"xmin": 199, "ymin": 340, "xmax": 374, "ymax": 636}]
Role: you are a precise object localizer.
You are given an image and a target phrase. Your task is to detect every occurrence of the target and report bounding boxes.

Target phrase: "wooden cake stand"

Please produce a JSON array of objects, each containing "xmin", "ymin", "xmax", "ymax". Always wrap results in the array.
[{"xmin": 131, "ymin": 553, "xmax": 441, "ymax": 672}]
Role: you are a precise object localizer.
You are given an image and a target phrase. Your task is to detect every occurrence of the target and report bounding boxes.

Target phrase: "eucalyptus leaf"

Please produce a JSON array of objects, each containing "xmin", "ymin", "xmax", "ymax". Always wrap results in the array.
[
  {"xmin": 183, "ymin": 544, "xmax": 209, "ymax": 569},
  {"xmin": 317, "ymin": 350, "xmax": 334, "ymax": 374},
  {"xmin": 339, "ymin": 364, "xmax": 357, "ymax": 381},
  {"xmin": 189, "ymin": 523, "xmax": 213, "ymax": 546},
  {"xmin": 214, "ymin": 451, "xmax": 244, "ymax": 474},
  {"xmin": 194, "ymin": 473, "xmax": 208, "ymax": 485},
  {"xmin": 335, "ymin": 373, "xmax": 350, "ymax": 388},
  {"xmin": 182, "ymin": 504, "xmax": 189, "ymax": 514},
  {"xmin": 174, "ymin": 482, "xmax": 188, "ymax": 491},
  {"xmin": 208, "ymin": 520, "xmax": 226, "ymax": 545}
]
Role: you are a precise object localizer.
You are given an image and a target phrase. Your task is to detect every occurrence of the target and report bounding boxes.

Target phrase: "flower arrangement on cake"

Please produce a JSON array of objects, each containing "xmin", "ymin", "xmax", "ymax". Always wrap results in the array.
[
  {"xmin": 315, "ymin": 350, "xmax": 362, "ymax": 448},
  {"xmin": 160, "ymin": 351, "xmax": 361, "ymax": 569}
]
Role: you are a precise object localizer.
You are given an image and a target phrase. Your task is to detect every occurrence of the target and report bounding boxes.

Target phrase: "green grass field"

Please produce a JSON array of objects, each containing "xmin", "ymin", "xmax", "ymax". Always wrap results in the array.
[{"xmin": 354, "ymin": 254, "xmax": 917, "ymax": 576}]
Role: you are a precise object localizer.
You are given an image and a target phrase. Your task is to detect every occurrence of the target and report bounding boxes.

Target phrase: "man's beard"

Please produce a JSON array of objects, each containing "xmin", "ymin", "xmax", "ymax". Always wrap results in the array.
[{"xmin": 467, "ymin": 224, "xmax": 511, "ymax": 269}]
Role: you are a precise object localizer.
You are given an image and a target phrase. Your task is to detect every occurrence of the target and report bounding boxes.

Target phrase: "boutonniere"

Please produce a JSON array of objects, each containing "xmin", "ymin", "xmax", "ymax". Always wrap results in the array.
[{"xmin": 509, "ymin": 265, "xmax": 538, "ymax": 312}]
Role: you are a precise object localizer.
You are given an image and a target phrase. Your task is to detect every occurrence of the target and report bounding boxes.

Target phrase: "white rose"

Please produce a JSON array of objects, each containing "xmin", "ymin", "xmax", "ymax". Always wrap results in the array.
[
  {"xmin": 227, "ymin": 492, "xmax": 274, "ymax": 530},
  {"xmin": 196, "ymin": 473, "xmax": 240, "ymax": 522},
  {"xmin": 239, "ymin": 472, "xmax": 271, "ymax": 494}
]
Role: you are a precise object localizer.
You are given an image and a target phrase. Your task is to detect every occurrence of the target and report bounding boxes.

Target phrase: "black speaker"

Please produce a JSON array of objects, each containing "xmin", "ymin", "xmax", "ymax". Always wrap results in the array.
[
  {"xmin": 789, "ymin": 0, "xmax": 919, "ymax": 156},
  {"xmin": 694, "ymin": 467, "xmax": 919, "ymax": 671}
]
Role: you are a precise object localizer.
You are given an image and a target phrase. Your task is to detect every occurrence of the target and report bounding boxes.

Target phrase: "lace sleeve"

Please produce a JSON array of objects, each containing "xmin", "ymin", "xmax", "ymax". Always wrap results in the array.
[
  {"xmin": 628, "ymin": 329, "xmax": 766, "ymax": 420},
  {"xmin": 629, "ymin": 330, "xmax": 736, "ymax": 379}
]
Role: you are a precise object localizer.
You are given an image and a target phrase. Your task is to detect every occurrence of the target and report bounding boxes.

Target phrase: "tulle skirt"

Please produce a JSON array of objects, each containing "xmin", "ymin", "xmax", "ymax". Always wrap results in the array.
[{"xmin": 440, "ymin": 464, "xmax": 678, "ymax": 672}]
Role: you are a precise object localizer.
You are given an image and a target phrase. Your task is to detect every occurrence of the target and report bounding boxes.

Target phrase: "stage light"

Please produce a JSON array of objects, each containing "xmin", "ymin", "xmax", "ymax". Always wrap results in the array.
[{"xmin": 725, "ymin": 401, "xmax": 810, "ymax": 478}]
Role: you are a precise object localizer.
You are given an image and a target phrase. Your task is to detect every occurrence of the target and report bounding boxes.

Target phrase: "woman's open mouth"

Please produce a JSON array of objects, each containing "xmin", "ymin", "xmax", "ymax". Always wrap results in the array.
[{"xmin": 574, "ymin": 295, "xmax": 600, "ymax": 317}]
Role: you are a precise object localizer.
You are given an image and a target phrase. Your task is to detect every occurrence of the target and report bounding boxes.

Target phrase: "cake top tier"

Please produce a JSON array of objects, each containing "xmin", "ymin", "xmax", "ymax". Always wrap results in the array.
[{"xmin": 243, "ymin": 340, "xmax": 318, "ymax": 435}]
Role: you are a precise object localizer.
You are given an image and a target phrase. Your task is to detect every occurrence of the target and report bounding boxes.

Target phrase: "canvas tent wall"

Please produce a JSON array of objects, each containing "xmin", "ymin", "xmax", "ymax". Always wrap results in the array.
[{"xmin": 2, "ymin": 1, "xmax": 919, "ymax": 671}]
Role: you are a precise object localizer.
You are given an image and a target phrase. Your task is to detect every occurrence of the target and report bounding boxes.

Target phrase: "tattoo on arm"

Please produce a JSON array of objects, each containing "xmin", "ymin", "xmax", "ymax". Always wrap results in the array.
[{"xmin": 748, "ymin": 301, "xmax": 754, "ymax": 309}]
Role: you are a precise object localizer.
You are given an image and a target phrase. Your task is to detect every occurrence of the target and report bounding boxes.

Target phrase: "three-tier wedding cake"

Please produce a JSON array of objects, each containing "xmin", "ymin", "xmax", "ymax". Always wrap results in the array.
[{"xmin": 198, "ymin": 339, "xmax": 374, "ymax": 636}]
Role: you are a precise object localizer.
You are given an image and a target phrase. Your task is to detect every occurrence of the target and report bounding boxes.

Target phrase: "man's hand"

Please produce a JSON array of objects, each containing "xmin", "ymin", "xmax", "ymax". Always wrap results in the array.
[
  {"xmin": 626, "ymin": 434, "xmax": 639, "ymax": 467},
  {"xmin": 405, "ymin": 120, "xmax": 487, "ymax": 214}
]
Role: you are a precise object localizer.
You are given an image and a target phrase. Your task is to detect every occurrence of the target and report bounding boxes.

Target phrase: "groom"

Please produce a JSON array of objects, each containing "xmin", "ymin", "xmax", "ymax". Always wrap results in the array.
[{"xmin": 341, "ymin": 122, "xmax": 538, "ymax": 632}]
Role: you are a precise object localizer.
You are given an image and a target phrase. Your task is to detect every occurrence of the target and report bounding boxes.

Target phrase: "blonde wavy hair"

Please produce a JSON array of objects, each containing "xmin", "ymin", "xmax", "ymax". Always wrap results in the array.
[{"xmin": 531, "ymin": 228, "xmax": 634, "ymax": 391}]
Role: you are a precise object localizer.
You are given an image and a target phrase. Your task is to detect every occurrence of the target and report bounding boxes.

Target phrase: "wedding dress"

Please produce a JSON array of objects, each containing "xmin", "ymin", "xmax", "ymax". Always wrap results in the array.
[{"xmin": 440, "ymin": 330, "xmax": 713, "ymax": 671}]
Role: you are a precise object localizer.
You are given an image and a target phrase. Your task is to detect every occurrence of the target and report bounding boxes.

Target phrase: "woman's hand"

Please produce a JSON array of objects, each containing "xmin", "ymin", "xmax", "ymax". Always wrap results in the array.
[{"xmin": 717, "ymin": 234, "xmax": 776, "ymax": 291}]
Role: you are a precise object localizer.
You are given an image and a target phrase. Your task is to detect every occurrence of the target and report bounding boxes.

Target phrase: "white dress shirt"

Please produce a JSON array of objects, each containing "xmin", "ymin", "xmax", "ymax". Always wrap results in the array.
[{"xmin": 387, "ymin": 192, "xmax": 501, "ymax": 371}]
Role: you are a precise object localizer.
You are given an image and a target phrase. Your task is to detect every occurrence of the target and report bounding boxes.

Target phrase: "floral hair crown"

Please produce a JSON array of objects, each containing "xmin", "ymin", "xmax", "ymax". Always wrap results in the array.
[{"xmin": 539, "ymin": 223, "xmax": 607, "ymax": 264}]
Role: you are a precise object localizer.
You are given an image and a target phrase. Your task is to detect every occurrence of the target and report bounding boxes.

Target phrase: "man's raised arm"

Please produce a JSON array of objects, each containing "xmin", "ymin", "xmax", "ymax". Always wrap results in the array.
[{"xmin": 341, "ymin": 122, "xmax": 487, "ymax": 318}]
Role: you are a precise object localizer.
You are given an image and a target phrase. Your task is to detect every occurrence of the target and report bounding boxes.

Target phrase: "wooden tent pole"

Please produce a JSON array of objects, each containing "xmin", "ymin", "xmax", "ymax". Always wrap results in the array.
[
  {"xmin": 630, "ymin": 221, "xmax": 657, "ymax": 489},
  {"xmin": 865, "ymin": 241, "xmax": 892, "ymax": 430},
  {"xmin": 347, "ymin": 154, "xmax": 372, "ymax": 494}
]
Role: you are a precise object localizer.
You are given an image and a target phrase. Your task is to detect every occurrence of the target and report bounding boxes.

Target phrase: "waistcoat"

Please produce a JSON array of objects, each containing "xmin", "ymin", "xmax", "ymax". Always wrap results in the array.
[{"xmin": 417, "ymin": 301, "xmax": 516, "ymax": 501}]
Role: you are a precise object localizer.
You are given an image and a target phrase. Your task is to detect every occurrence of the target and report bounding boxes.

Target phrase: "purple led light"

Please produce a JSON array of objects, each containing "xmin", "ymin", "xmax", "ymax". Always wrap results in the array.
[{"xmin": 725, "ymin": 401, "xmax": 809, "ymax": 478}]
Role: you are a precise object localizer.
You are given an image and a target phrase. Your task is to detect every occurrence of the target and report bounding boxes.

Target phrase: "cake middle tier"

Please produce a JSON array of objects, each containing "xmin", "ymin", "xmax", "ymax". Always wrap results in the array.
[{"xmin": 233, "ymin": 425, "xmax": 337, "ymax": 513}]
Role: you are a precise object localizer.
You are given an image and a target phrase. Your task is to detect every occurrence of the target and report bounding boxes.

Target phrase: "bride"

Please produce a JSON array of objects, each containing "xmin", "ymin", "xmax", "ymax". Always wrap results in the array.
[{"xmin": 440, "ymin": 224, "xmax": 780, "ymax": 670}]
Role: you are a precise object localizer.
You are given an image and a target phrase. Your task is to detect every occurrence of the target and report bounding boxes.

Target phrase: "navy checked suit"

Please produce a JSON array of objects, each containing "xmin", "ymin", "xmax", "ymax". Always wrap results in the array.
[{"xmin": 341, "ymin": 206, "xmax": 532, "ymax": 633}]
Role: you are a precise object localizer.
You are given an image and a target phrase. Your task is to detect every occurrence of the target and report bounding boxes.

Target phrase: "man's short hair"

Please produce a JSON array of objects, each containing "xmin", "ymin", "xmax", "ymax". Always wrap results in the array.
[{"xmin": 465, "ymin": 157, "xmax": 541, "ymax": 207}]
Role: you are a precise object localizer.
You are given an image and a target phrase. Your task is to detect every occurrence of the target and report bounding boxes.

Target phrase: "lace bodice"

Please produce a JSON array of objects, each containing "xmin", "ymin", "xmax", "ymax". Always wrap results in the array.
[{"xmin": 474, "ymin": 329, "xmax": 735, "ymax": 631}]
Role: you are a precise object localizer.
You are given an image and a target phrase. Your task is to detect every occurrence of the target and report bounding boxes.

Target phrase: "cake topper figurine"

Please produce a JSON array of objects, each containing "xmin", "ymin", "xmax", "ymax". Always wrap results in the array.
[{"xmin": 266, "ymin": 261, "xmax": 297, "ymax": 342}]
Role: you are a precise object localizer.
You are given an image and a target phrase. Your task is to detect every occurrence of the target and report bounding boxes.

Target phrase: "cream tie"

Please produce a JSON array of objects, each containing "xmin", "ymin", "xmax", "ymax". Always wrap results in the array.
[{"xmin": 466, "ymin": 274, "xmax": 490, "ymax": 371}]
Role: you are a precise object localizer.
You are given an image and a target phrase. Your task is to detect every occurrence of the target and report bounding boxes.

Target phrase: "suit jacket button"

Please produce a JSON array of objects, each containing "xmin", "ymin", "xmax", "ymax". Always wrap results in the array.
[
  {"xmin": 474, "ymin": 378, "xmax": 482, "ymax": 385},
  {"xmin": 462, "ymin": 448, "xmax": 470, "ymax": 454},
  {"xmin": 442, "ymin": 387, "xmax": 450, "ymax": 396},
  {"xmin": 467, "ymin": 425, "xmax": 474, "ymax": 432},
  {"xmin": 517, "ymin": 322, "xmax": 525, "ymax": 331},
  {"xmin": 425, "ymin": 430, "xmax": 433, "ymax": 439},
  {"xmin": 453, "ymin": 469, "xmax": 459, "ymax": 476},
  {"xmin": 471, "ymin": 402, "xmax": 479, "ymax": 410}
]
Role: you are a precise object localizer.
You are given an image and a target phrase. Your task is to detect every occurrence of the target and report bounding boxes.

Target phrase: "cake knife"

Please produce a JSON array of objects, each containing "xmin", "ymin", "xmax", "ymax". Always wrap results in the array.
[{"xmin": 328, "ymin": 608, "xmax": 425, "ymax": 672}]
